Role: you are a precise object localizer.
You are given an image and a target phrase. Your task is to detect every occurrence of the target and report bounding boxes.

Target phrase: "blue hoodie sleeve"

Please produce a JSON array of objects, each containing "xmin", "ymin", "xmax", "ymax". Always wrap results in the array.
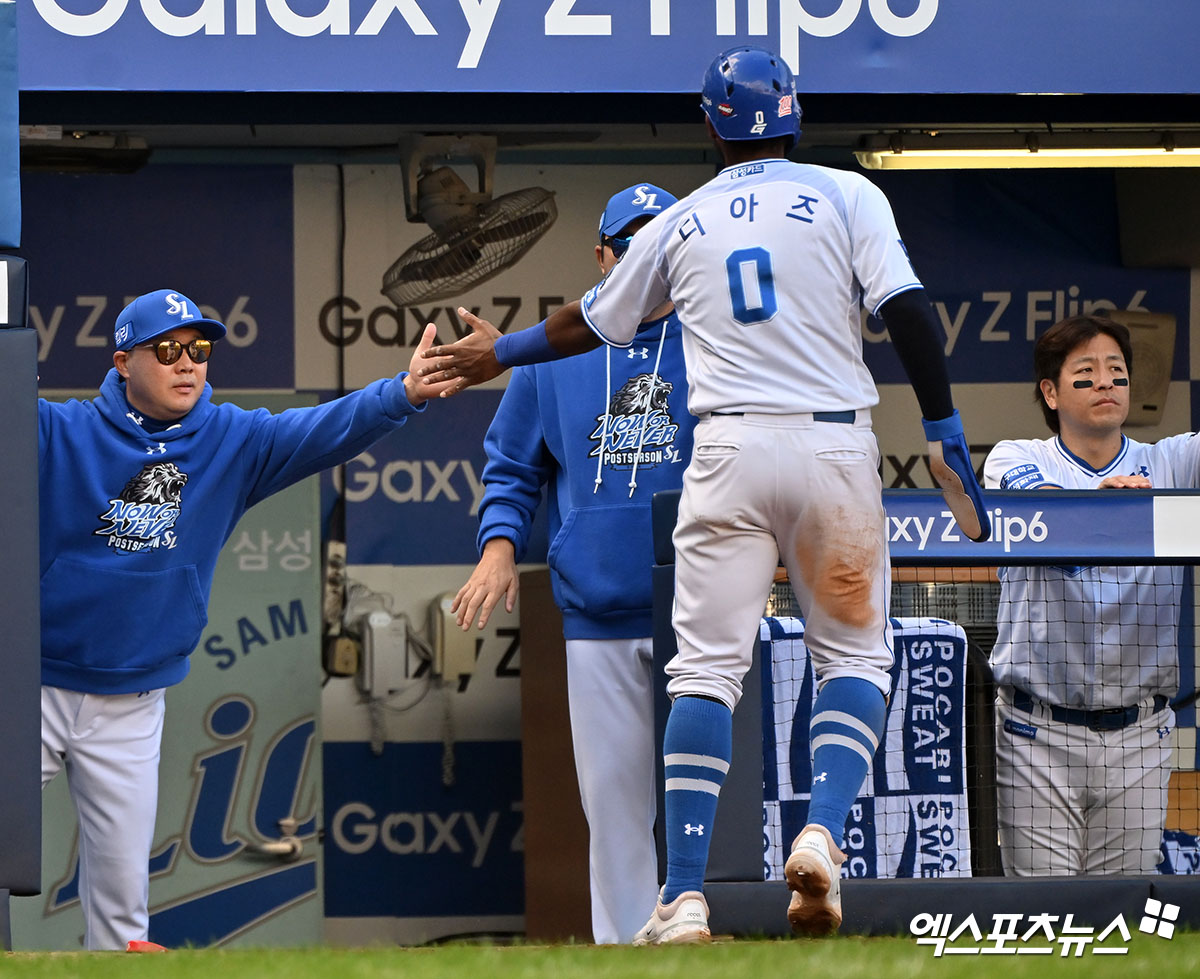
[
  {"xmin": 242, "ymin": 374, "xmax": 423, "ymax": 507},
  {"xmin": 476, "ymin": 367, "xmax": 552, "ymax": 562}
]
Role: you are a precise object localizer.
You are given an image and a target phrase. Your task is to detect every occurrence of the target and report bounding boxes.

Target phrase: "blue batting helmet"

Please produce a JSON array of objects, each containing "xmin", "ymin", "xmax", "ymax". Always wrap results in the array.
[{"xmin": 701, "ymin": 46, "xmax": 802, "ymax": 149}]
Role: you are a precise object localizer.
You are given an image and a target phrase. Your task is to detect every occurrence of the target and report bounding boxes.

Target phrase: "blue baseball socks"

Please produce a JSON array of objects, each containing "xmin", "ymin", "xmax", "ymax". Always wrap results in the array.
[
  {"xmin": 661, "ymin": 695, "xmax": 733, "ymax": 903},
  {"xmin": 806, "ymin": 676, "xmax": 886, "ymax": 841}
]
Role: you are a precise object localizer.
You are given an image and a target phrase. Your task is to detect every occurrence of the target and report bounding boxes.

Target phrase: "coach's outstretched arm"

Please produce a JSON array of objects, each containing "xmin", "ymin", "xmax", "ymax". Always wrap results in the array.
[
  {"xmin": 881, "ymin": 288, "xmax": 991, "ymax": 542},
  {"xmin": 418, "ymin": 301, "xmax": 602, "ymax": 397}
]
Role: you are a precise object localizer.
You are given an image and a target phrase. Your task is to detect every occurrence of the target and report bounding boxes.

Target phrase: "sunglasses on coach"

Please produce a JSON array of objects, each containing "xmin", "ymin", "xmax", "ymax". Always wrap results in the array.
[
  {"xmin": 139, "ymin": 338, "xmax": 213, "ymax": 365},
  {"xmin": 602, "ymin": 233, "xmax": 635, "ymax": 258}
]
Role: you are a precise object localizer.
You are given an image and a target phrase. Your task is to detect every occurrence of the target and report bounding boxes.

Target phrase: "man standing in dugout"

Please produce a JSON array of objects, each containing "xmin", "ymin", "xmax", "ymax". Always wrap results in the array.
[
  {"xmin": 453, "ymin": 182, "xmax": 692, "ymax": 944},
  {"xmin": 986, "ymin": 314, "xmax": 1190, "ymax": 876},
  {"xmin": 35, "ymin": 288, "xmax": 450, "ymax": 950}
]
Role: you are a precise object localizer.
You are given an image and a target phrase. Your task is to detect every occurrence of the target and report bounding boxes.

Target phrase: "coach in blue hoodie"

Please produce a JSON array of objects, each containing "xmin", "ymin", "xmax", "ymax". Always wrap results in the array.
[
  {"xmin": 37, "ymin": 289, "xmax": 448, "ymax": 951},
  {"xmin": 452, "ymin": 185, "xmax": 694, "ymax": 944}
]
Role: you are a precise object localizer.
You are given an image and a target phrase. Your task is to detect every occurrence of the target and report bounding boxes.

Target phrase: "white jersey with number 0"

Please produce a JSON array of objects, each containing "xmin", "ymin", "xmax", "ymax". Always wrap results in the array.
[
  {"xmin": 985, "ymin": 433, "xmax": 1200, "ymax": 708},
  {"xmin": 581, "ymin": 158, "xmax": 921, "ymax": 417}
]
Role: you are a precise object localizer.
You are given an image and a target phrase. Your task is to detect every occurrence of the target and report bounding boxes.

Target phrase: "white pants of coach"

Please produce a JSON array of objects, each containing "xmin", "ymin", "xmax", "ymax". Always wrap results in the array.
[
  {"xmin": 668, "ymin": 412, "xmax": 894, "ymax": 709},
  {"xmin": 41, "ymin": 685, "xmax": 166, "ymax": 951},
  {"xmin": 995, "ymin": 687, "xmax": 1172, "ymax": 876},
  {"xmin": 565, "ymin": 637, "xmax": 659, "ymax": 944}
]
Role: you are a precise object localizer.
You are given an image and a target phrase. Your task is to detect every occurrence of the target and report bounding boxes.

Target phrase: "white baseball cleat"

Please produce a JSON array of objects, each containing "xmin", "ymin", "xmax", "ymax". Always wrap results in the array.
[
  {"xmin": 784, "ymin": 824, "xmax": 846, "ymax": 936},
  {"xmin": 632, "ymin": 889, "xmax": 712, "ymax": 945}
]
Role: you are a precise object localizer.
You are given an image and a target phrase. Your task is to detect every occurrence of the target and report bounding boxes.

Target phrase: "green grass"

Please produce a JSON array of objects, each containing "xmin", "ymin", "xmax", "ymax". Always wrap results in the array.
[{"xmin": 4, "ymin": 933, "xmax": 1199, "ymax": 979}]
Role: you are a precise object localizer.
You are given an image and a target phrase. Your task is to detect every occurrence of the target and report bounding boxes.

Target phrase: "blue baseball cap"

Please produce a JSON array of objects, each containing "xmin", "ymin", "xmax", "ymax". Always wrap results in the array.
[
  {"xmin": 113, "ymin": 289, "xmax": 227, "ymax": 351},
  {"xmin": 598, "ymin": 183, "xmax": 679, "ymax": 240}
]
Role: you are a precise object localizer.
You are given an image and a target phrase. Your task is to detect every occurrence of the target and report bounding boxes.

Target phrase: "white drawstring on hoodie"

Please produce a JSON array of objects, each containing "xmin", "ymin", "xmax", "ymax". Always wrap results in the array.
[{"xmin": 592, "ymin": 318, "xmax": 669, "ymax": 498}]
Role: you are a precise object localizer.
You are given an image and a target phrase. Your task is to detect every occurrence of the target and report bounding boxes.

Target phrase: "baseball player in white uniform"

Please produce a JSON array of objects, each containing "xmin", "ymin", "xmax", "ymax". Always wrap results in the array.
[
  {"xmin": 986, "ymin": 313, "xmax": 1191, "ymax": 876},
  {"xmin": 418, "ymin": 45, "xmax": 989, "ymax": 942}
]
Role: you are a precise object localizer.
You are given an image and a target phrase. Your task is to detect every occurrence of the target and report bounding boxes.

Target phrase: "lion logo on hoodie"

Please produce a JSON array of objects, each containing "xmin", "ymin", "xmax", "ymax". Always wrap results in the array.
[
  {"xmin": 589, "ymin": 372, "xmax": 681, "ymax": 469},
  {"xmin": 94, "ymin": 462, "xmax": 188, "ymax": 552},
  {"xmin": 609, "ymin": 373, "xmax": 672, "ymax": 416}
]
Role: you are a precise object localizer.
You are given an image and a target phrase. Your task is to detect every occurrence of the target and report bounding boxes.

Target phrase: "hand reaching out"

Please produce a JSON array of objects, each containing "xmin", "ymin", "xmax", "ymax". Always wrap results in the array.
[
  {"xmin": 403, "ymin": 323, "xmax": 460, "ymax": 405},
  {"xmin": 416, "ymin": 308, "xmax": 505, "ymax": 397}
]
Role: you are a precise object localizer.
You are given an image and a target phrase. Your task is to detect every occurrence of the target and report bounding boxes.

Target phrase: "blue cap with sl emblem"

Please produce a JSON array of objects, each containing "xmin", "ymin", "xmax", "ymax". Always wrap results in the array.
[
  {"xmin": 598, "ymin": 183, "xmax": 679, "ymax": 240},
  {"xmin": 113, "ymin": 289, "xmax": 227, "ymax": 351}
]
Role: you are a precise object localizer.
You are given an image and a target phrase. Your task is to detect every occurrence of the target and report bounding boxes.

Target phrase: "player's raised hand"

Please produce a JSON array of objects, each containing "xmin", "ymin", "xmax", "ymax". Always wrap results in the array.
[
  {"xmin": 402, "ymin": 323, "xmax": 458, "ymax": 405},
  {"xmin": 416, "ymin": 307, "xmax": 505, "ymax": 397},
  {"xmin": 923, "ymin": 410, "xmax": 990, "ymax": 542}
]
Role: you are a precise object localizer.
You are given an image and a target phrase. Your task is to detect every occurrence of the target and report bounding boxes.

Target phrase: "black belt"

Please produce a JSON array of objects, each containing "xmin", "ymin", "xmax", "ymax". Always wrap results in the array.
[
  {"xmin": 1011, "ymin": 688, "xmax": 1169, "ymax": 732},
  {"xmin": 711, "ymin": 410, "xmax": 857, "ymax": 424}
]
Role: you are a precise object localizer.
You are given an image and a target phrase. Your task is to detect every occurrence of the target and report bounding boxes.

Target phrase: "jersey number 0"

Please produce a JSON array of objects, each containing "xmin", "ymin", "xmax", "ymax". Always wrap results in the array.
[{"xmin": 725, "ymin": 247, "xmax": 777, "ymax": 324}]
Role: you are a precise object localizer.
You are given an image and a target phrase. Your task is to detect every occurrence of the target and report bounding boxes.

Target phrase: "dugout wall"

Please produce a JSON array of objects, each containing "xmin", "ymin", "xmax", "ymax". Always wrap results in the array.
[
  {"xmin": 0, "ymin": 0, "xmax": 37, "ymax": 951},
  {"xmin": 651, "ymin": 488, "xmax": 1200, "ymax": 937},
  {"xmin": 0, "ymin": 314, "xmax": 41, "ymax": 950}
]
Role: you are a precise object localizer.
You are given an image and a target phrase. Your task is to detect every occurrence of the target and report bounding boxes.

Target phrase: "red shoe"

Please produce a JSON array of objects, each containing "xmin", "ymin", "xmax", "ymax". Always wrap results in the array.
[{"xmin": 126, "ymin": 940, "xmax": 169, "ymax": 953}]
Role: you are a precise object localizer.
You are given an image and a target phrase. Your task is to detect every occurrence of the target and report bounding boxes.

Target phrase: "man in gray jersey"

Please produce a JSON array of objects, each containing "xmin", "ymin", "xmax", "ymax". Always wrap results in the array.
[
  {"xmin": 419, "ymin": 45, "xmax": 988, "ymax": 941},
  {"xmin": 985, "ymin": 314, "xmax": 1193, "ymax": 875}
]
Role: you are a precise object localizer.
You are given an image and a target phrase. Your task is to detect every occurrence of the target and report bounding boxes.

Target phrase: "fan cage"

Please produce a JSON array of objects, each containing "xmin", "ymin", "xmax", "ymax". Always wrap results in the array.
[{"xmin": 382, "ymin": 187, "xmax": 558, "ymax": 307}]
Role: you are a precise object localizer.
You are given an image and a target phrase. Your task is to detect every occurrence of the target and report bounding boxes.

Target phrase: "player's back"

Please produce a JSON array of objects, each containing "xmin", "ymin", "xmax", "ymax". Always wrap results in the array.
[{"xmin": 658, "ymin": 159, "xmax": 919, "ymax": 417}]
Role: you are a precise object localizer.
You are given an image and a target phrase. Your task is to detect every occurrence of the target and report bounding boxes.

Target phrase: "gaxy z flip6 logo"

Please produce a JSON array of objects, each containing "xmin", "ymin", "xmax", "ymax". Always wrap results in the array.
[
  {"xmin": 589, "ymin": 371, "xmax": 682, "ymax": 470},
  {"xmin": 94, "ymin": 462, "xmax": 187, "ymax": 552}
]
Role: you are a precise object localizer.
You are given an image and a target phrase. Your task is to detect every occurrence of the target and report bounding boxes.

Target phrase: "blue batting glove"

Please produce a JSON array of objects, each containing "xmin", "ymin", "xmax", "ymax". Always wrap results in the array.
[{"xmin": 922, "ymin": 410, "xmax": 990, "ymax": 542}]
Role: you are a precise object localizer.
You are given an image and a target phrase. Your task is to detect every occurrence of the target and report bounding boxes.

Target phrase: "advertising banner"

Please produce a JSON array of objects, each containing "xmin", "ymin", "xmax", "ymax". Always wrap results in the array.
[
  {"xmin": 20, "ymin": 3, "xmax": 1200, "ymax": 96},
  {"xmin": 21, "ymin": 166, "xmax": 294, "ymax": 390},
  {"xmin": 24, "ymin": 165, "xmax": 1188, "ymax": 400},
  {"xmin": 867, "ymin": 169, "xmax": 1190, "ymax": 386},
  {"xmin": 323, "ymin": 740, "xmax": 524, "ymax": 918},
  {"xmin": 762, "ymin": 617, "xmax": 971, "ymax": 879},
  {"xmin": 882, "ymin": 489, "xmax": 1200, "ymax": 565},
  {"xmin": 0, "ymin": 0, "xmax": 18, "ymax": 247},
  {"xmin": 330, "ymin": 389, "xmax": 504, "ymax": 567}
]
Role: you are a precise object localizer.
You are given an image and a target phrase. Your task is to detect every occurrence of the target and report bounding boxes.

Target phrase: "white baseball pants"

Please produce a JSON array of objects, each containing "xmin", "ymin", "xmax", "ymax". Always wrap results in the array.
[
  {"xmin": 668, "ymin": 412, "xmax": 894, "ymax": 708},
  {"xmin": 995, "ymin": 688, "xmax": 1172, "ymax": 875},
  {"xmin": 565, "ymin": 637, "xmax": 659, "ymax": 944},
  {"xmin": 41, "ymin": 685, "xmax": 166, "ymax": 950}
]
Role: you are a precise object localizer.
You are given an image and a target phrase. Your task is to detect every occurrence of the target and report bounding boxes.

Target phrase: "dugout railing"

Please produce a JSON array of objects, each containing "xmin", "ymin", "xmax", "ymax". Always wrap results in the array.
[{"xmin": 650, "ymin": 488, "xmax": 1200, "ymax": 937}]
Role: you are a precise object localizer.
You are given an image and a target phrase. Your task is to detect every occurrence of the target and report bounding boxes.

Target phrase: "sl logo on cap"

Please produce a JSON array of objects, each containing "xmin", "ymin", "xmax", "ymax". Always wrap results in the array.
[
  {"xmin": 115, "ymin": 324, "xmax": 132, "ymax": 346},
  {"xmin": 631, "ymin": 185, "xmax": 663, "ymax": 212},
  {"xmin": 165, "ymin": 292, "xmax": 196, "ymax": 321}
]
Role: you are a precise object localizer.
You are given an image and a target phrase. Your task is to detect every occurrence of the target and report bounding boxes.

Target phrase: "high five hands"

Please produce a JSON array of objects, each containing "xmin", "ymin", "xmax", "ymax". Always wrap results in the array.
[
  {"xmin": 415, "ymin": 307, "xmax": 505, "ymax": 397},
  {"xmin": 403, "ymin": 323, "xmax": 468, "ymax": 404}
]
